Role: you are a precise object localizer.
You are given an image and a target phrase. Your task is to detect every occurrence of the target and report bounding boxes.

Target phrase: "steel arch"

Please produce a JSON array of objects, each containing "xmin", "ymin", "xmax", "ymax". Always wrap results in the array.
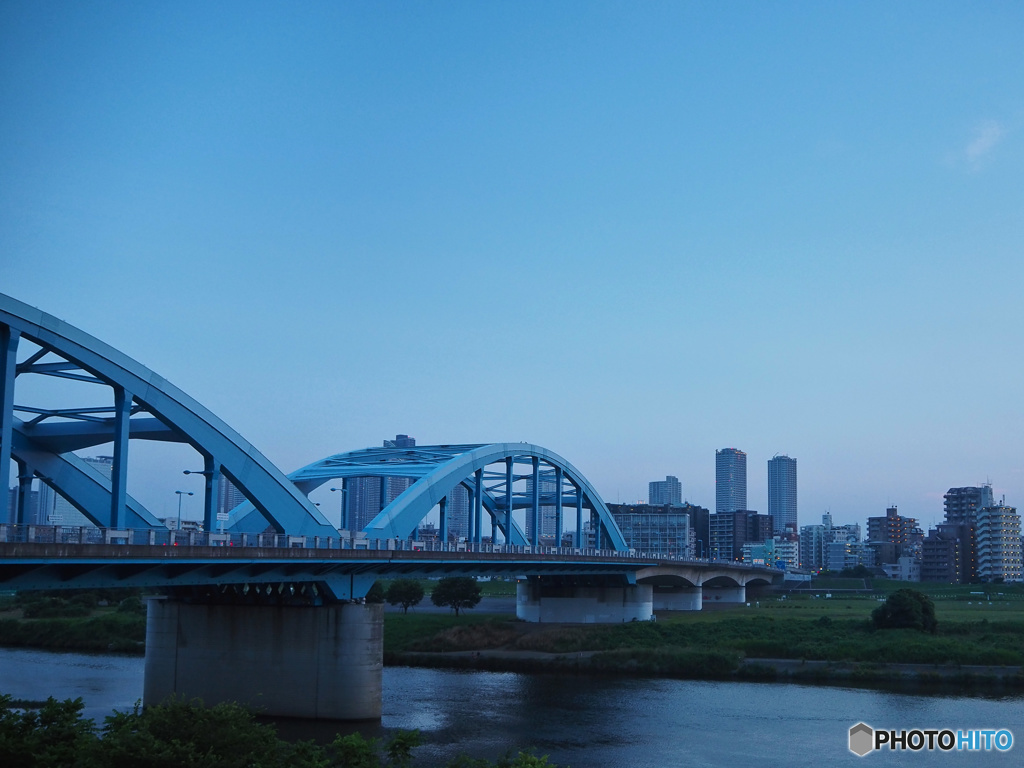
[
  {"xmin": 243, "ymin": 443, "xmax": 629, "ymax": 550},
  {"xmin": 0, "ymin": 293, "xmax": 336, "ymax": 537}
]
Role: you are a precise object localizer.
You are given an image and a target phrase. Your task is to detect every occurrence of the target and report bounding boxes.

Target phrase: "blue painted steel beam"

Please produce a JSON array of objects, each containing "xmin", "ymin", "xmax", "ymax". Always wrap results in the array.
[{"xmin": 0, "ymin": 294, "xmax": 336, "ymax": 537}]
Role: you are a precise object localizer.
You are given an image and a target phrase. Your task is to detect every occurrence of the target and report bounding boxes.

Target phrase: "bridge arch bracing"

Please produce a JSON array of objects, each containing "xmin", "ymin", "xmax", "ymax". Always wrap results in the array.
[
  {"xmin": 0, "ymin": 293, "xmax": 336, "ymax": 537},
  {"xmin": 238, "ymin": 443, "xmax": 629, "ymax": 550}
]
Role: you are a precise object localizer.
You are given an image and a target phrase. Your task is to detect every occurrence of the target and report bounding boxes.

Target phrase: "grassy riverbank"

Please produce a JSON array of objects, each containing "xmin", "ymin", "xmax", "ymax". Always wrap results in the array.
[{"xmin": 384, "ymin": 585, "xmax": 1024, "ymax": 687}]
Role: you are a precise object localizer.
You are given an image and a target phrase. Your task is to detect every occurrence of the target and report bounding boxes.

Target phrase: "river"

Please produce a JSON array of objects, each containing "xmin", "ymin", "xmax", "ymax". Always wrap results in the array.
[{"xmin": 1, "ymin": 647, "xmax": 1021, "ymax": 766}]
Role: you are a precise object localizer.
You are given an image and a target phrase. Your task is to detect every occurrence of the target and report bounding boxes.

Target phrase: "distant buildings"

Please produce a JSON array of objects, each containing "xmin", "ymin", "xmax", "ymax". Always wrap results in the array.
[
  {"xmin": 866, "ymin": 506, "xmax": 922, "ymax": 566},
  {"xmin": 976, "ymin": 504, "xmax": 1022, "ymax": 583},
  {"xmin": 607, "ymin": 502, "xmax": 698, "ymax": 558},
  {"xmin": 767, "ymin": 455, "xmax": 797, "ymax": 535},
  {"xmin": 648, "ymin": 476, "xmax": 682, "ymax": 506},
  {"xmin": 715, "ymin": 448, "xmax": 746, "ymax": 515},
  {"xmin": 345, "ymin": 435, "xmax": 421, "ymax": 533},
  {"xmin": 710, "ymin": 509, "xmax": 772, "ymax": 562}
]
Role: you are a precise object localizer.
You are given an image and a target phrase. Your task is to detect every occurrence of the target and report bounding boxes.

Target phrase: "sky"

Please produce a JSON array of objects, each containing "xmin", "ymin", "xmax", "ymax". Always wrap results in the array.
[{"xmin": 2, "ymin": 2, "xmax": 1023, "ymax": 530}]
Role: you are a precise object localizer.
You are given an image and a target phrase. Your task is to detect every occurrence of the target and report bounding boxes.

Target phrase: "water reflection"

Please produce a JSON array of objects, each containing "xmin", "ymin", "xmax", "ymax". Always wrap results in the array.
[{"xmin": 1, "ymin": 649, "xmax": 1022, "ymax": 767}]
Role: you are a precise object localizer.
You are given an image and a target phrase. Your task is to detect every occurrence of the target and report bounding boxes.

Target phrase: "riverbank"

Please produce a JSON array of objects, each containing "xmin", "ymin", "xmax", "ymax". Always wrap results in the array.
[{"xmin": 387, "ymin": 645, "xmax": 1024, "ymax": 691}]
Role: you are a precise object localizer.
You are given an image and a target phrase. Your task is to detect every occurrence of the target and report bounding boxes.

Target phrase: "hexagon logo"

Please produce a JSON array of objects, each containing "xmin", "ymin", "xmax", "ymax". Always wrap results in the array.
[{"xmin": 849, "ymin": 722, "xmax": 874, "ymax": 757}]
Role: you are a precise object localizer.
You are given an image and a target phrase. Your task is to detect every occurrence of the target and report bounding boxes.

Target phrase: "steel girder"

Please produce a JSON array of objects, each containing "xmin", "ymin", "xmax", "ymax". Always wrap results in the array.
[
  {"xmin": 235, "ymin": 443, "xmax": 629, "ymax": 550},
  {"xmin": 0, "ymin": 293, "xmax": 336, "ymax": 537}
]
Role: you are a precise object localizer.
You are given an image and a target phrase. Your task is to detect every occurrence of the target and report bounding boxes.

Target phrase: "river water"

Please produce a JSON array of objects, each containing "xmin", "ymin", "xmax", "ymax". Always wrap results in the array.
[{"xmin": 1, "ymin": 647, "xmax": 1021, "ymax": 766}]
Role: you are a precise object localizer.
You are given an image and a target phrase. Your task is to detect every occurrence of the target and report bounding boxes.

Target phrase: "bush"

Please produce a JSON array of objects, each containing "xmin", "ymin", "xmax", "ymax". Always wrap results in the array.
[
  {"xmin": 116, "ymin": 596, "xmax": 146, "ymax": 616},
  {"xmin": 872, "ymin": 589, "xmax": 938, "ymax": 634}
]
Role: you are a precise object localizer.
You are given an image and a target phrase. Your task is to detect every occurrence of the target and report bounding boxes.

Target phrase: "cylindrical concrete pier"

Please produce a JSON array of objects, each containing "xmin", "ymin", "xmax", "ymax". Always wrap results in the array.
[{"xmin": 144, "ymin": 598, "xmax": 383, "ymax": 720}]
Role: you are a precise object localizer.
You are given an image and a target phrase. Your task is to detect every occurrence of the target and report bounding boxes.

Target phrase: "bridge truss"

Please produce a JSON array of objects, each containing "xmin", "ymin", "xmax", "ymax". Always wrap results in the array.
[{"xmin": 1, "ymin": 294, "xmax": 626, "ymax": 551}]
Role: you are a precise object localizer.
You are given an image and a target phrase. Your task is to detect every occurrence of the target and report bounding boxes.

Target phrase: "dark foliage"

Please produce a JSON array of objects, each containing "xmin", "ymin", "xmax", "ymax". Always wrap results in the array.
[{"xmin": 872, "ymin": 589, "xmax": 938, "ymax": 634}]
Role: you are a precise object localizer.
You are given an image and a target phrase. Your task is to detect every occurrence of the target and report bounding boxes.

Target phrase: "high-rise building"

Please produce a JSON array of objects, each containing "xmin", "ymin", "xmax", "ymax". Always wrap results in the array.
[
  {"xmin": 50, "ymin": 456, "xmax": 111, "ymax": 528},
  {"xmin": 710, "ymin": 509, "xmax": 772, "ymax": 562},
  {"xmin": 648, "ymin": 476, "xmax": 682, "ymax": 506},
  {"xmin": 866, "ymin": 506, "xmax": 923, "ymax": 566},
  {"xmin": 217, "ymin": 475, "xmax": 247, "ymax": 516},
  {"xmin": 346, "ymin": 435, "xmax": 419, "ymax": 532},
  {"xmin": 767, "ymin": 455, "xmax": 797, "ymax": 535},
  {"xmin": 976, "ymin": 504, "xmax": 1022, "ymax": 583},
  {"xmin": 715, "ymin": 448, "xmax": 746, "ymax": 515},
  {"xmin": 524, "ymin": 474, "xmax": 559, "ymax": 544},
  {"xmin": 941, "ymin": 485, "xmax": 994, "ymax": 583}
]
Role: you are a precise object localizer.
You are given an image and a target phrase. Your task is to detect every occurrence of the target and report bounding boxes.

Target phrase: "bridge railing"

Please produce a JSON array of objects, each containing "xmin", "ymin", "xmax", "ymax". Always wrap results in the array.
[{"xmin": 0, "ymin": 524, "xmax": 777, "ymax": 570}]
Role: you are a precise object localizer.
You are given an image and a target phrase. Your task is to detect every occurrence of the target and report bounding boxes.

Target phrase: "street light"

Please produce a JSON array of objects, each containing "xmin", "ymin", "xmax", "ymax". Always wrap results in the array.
[
  {"xmin": 330, "ymin": 487, "xmax": 347, "ymax": 530},
  {"xmin": 175, "ymin": 490, "xmax": 194, "ymax": 532}
]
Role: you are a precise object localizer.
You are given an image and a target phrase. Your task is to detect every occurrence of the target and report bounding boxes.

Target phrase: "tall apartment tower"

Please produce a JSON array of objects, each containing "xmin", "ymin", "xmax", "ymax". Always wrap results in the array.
[
  {"xmin": 346, "ymin": 435, "xmax": 419, "ymax": 532},
  {"xmin": 767, "ymin": 455, "xmax": 797, "ymax": 535},
  {"xmin": 942, "ymin": 485, "xmax": 994, "ymax": 583},
  {"xmin": 648, "ymin": 475, "xmax": 682, "ymax": 506},
  {"xmin": 715, "ymin": 448, "xmax": 747, "ymax": 515}
]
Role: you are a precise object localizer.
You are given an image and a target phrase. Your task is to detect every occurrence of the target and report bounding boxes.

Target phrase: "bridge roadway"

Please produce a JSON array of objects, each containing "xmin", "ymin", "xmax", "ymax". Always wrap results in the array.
[
  {"xmin": 0, "ymin": 526, "xmax": 781, "ymax": 720},
  {"xmin": 0, "ymin": 524, "xmax": 779, "ymax": 600}
]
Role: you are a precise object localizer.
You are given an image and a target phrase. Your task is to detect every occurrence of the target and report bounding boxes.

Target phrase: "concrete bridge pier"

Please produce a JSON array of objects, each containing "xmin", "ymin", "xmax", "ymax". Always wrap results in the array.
[
  {"xmin": 144, "ymin": 597, "xmax": 383, "ymax": 720},
  {"xmin": 516, "ymin": 577, "xmax": 653, "ymax": 623},
  {"xmin": 702, "ymin": 585, "xmax": 746, "ymax": 605},
  {"xmin": 651, "ymin": 585, "xmax": 703, "ymax": 611}
]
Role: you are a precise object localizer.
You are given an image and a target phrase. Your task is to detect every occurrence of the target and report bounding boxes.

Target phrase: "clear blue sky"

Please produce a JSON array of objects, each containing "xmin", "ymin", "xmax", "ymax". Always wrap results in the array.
[{"xmin": 2, "ymin": 2, "xmax": 1023, "ymax": 528}]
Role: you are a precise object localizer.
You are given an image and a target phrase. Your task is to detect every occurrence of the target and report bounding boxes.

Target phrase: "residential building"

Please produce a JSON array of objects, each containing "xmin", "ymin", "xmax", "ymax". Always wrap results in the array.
[
  {"xmin": 710, "ymin": 509, "xmax": 772, "ymax": 562},
  {"xmin": 942, "ymin": 485, "xmax": 995, "ymax": 582},
  {"xmin": 345, "ymin": 435, "xmax": 421, "ymax": 532},
  {"xmin": 976, "ymin": 504, "xmax": 1023, "ymax": 583},
  {"xmin": 715, "ymin": 448, "xmax": 747, "ymax": 515},
  {"xmin": 767, "ymin": 455, "xmax": 797, "ymax": 535},
  {"xmin": 920, "ymin": 524, "xmax": 964, "ymax": 583},
  {"xmin": 866, "ymin": 506, "xmax": 923, "ymax": 565},
  {"xmin": 648, "ymin": 476, "xmax": 682, "ymax": 506}
]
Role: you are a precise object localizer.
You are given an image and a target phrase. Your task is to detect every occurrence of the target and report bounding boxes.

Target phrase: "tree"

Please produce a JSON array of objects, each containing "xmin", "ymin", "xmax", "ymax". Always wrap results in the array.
[
  {"xmin": 872, "ymin": 588, "xmax": 938, "ymax": 634},
  {"xmin": 365, "ymin": 581, "xmax": 386, "ymax": 604},
  {"xmin": 430, "ymin": 577, "xmax": 482, "ymax": 617},
  {"xmin": 386, "ymin": 579, "xmax": 425, "ymax": 614}
]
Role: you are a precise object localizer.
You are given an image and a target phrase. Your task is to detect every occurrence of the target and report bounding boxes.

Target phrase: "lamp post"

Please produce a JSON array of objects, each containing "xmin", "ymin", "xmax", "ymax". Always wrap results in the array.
[
  {"xmin": 175, "ymin": 490, "xmax": 194, "ymax": 532},
  {"xmin": 330, "ymin": 487, "xmax": 347, "ymax": 530}
]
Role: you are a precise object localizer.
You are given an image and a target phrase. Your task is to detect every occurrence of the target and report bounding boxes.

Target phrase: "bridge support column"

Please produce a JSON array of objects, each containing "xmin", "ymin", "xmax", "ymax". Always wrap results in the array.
[
  {"xmin": 652, "ymin": 586, "xmax": 702, "ymax": 611},
  {"xmin": 702, "ymin": 585, "xmax": 746, "ymax": 605},
  {"xmin": 516, "ymin": 579, "xmax": 652, "ymax": 623},
  {"xmin": 144, "ymin": 598, "xmax": 383, "ymax": 720}
]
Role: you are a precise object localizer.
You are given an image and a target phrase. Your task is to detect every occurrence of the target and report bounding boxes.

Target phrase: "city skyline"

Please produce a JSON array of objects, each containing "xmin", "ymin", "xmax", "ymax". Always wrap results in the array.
[{"xmin": 2, "ymin": 4, "xmax": 1023, "ymax": 528}]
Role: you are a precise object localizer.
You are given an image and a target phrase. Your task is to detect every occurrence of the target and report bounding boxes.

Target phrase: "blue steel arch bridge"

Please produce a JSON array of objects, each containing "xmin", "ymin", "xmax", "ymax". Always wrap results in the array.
[
  {"xmin": 0, "ymin": 293, "xmax": 626, "ymax": 560},
  {"xmin": 0, "ymin": 291, "xmax": 780, "ymax": 720}
]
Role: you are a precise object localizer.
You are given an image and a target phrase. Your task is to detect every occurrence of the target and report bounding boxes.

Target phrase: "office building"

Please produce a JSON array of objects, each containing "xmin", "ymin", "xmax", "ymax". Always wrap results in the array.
[
  {"xmin": 767, "ymin": 455, "xmax": 797, "ymax": 534},
  {"xmin": 715, "ymin": 448, "xmax": 747, "ymax": 515},
  {"xmin": 648, "ymin": 476, "xmax": 682, "ymax": 506},
  {"xmin": 608, "ymin": 503, "xmax": 692, "ymax": 557}
]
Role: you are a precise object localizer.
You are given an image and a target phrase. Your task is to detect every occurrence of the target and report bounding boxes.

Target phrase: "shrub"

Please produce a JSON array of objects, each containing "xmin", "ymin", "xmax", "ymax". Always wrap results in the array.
[{"xmin": 872, "ymin": 589, "xmax": 938, "ymax": 634}]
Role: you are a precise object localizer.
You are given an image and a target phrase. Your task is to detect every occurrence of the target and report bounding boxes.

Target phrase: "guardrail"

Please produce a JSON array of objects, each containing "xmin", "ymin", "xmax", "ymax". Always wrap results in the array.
[{"xmin": 0, "ymin": 523, "xmax": 778, "ymax": 571}]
